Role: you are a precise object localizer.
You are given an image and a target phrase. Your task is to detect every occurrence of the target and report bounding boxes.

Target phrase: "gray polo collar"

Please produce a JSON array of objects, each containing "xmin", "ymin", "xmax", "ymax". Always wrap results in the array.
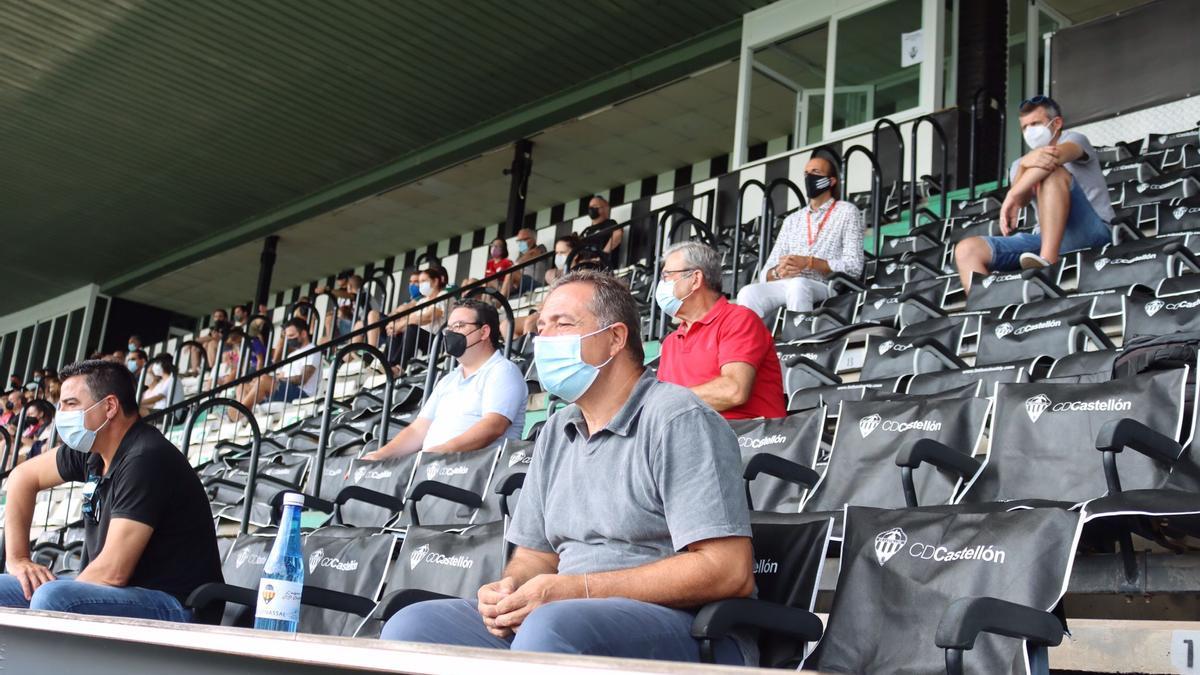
[{"xmin": 562, "ymin": 368, "xmax": 653, "ymax": 441}]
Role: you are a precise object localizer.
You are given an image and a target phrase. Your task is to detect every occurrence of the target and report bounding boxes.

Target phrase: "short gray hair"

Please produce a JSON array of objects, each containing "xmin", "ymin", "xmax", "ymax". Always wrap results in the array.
[
  {"xmin": 549, "ymin": 269, "xmax": 644, "ymax": 365},
  {"xmin": 663, "ymin": 241, "xmax": 722, "ymax": 292}
]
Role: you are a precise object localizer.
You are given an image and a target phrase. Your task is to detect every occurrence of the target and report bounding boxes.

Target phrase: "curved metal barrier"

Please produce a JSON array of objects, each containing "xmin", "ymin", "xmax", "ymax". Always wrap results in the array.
[{"xmin": 180, "ymin": 398, "xmax": 261, "ymax": 535}]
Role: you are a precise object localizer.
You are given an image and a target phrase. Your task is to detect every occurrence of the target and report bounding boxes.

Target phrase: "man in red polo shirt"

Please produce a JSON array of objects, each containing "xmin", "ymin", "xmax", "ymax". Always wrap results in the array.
[{"xmin": 655, "ymin": 242, "xmax": 786, "ymax": 419}]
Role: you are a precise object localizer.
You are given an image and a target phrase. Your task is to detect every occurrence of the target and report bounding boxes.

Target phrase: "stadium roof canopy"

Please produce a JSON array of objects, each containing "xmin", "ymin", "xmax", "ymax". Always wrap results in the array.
[{"xmin": 1, "ymin": 0, "xmax": 770, "ymax": 315}]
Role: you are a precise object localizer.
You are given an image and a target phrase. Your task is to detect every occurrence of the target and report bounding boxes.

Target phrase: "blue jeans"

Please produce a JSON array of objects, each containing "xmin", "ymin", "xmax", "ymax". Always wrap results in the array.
[
  {"xmin": 516, "ymin": 274, "xmax": 540, "ymax": 295},
  {"xmin": 380, "ymin": 597, "xmax": 746, "ymax": 665},
  {"xmin": 268, "ymin": 381, "xmax": 304, "ymax": 402},
  {"xmin": 983, "ymin": 176, "xmax": 1112, "ymax": 271},
  {"xmin": 0, "ymin": 574, "xmax": 193, "ymax": 622}
]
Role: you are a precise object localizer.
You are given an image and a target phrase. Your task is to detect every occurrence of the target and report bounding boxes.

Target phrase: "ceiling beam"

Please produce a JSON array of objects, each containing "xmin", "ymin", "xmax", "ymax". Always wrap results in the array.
[{"xmin": 103, "ymin": 20, "xmax": 744, "ymax": 296}]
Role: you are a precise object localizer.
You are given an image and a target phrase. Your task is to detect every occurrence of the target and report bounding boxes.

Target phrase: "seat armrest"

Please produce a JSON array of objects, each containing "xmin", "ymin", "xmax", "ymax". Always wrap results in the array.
[
  {"xmin": 269, "ymin": 490, "xmax": 335, "ymax": 525},
  {"xmin": 895, "ymin": 438, "xmax": 981, "ymax": 507},
  {"xmin": 935, "ymin": 596, "xmax": 1064, "ymax": 675},
  {"xmin": 783, "ymin": 355, "xmax": 841, "ymax": 386},
  {"xmin": 300, "ymin": 585, "xmax": 376, "ymax": 618},
  {"xmin": 373, "ymin": 588, "xmax": 459, "ymax": 622},
  {"xmin": 911, "ymin": 337, "xmax": 969, "ymax": 371},
  {"xmin": 335, "ymin": 485, "xmax": 406, "ymax": 513},
  {"xmin": 1095, "ymin": 418, "xmax": 1185, "ymax": 495},
  {"xmin": 1068, "ymin": 316, "xmax": 1116, "ymax": 352},
  {"xmin": 898, "ymin": 293, "xmax": 947, "ymax": 321},
  {"xmin": 1164, "ymin": 241, "xmax": 1200, "ymax": 274},
  {"xmin": 186, "ymin": 582, "xmax": 256, "ymax": 613},
  {"xmin": 827, "ymin": 273, "xmax": 866, "ymax": 294},
  {"xmin": 744, "ymin": 453, "xmax": 821, "ymax": 489},
  {"xmin": 406, "ymin": 480, "xmax": 484, "ymax": 526},
  {"xmin": 691, "ymin": 598, "xmax": 823, "ymax": 663},
  {"xmin": 495, "ymin": 472, "xmax": 527, "ymax": 520},
  {"xmin": 1021, "ymin": 269, "xmax": 1066, "ymax": 300}
]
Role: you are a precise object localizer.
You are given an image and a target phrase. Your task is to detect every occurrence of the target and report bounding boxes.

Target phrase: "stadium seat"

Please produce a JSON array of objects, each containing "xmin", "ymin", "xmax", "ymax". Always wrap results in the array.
[
  {"xmin": 732, "ymin": 407, "xmax": 826, "ymax": 512},
  {"xmin": 694, "ymin": 504, "xmax": 1081, "ymax": 672}
]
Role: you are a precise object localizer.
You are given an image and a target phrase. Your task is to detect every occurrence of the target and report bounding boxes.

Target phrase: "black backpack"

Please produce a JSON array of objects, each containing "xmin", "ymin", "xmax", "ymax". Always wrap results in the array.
[{"xmin": 1114, "ymin": 331, "xmax": 1200, "ymax": 410}]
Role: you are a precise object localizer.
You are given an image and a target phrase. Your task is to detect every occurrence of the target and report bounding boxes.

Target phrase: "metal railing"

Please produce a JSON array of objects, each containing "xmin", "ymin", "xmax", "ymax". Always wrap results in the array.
[
  {"xmin": 909, "ymin": 115, "xmax": 949, "ymax": 230},
  {"xmin": 132, "ymin": 201, "xmax": 716, "ymax": 520}
]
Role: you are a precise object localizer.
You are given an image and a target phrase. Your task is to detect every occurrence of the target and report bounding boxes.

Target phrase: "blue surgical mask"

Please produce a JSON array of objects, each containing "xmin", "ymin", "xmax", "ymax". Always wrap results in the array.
[
  {"xmin": 654, "ymin": 273, "xmax": 696, "ymax": 318},
  {"xmin": 517, "ymin": 240, "xmax": 530, "ymax": 255},
  {"xmin": 126, "ymin": 360, "xmax": 138, "ymax": 373},
  {"xmin": 55, "ymin": 398, "xmax": 111, "ymax": 454},
  {"xmin": 533, "ymin": 325, "xmax": 615, "ymax": 403},
  {"xmin": 409, "ymin": 283, "xmax": 423, "ymax": 300},
  {"xmin": 127, "ymin": 342, "xmax": 137, "ymax": 352}
]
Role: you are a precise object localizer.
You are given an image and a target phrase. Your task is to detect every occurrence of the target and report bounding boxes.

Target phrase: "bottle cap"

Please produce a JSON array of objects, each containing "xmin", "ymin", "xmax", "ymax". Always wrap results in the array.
[{"xmin": 282, "ymin": 492, "xmax": 306, "ymax": 508}]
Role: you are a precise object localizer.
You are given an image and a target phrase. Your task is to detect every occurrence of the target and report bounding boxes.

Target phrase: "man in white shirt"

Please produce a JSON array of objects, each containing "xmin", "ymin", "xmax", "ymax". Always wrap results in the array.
[
  {"xmin": 235, "ymin": 318, "xmax": 320, "ymax": 417},
  {"xmin": 364, "ymin": 299, "xmax": 526, "ymax": 458},
  {"xmin": 736, "ymin": 157, "xmax": 865, "ymax": 323}
]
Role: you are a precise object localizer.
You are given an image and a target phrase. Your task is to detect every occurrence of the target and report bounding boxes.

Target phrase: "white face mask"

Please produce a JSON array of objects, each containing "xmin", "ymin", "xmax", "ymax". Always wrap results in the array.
[
  {"xmin": 151, "ymin": 363, "xmax": 164, "ymax": 378},
  {"xmin": 55, "ymin": 399, "xmax": 111, "ymax": 454},
  {"xmin": 1023, "ymin": 122, "xmax": 1056, "ymax": 149},
  {"xmin": 419, "ymin": 281, "xmax": 432, "ymax": 296},
  {"xmin": 554, "ymin": 253, "xmax": 567, "ymax": 270}
]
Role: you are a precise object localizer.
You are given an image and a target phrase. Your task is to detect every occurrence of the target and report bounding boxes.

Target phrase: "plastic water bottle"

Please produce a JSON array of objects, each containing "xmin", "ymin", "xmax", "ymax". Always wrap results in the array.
[{"xmin": 254, "ymin": 492, "xmax": 305, "ymax": 632}]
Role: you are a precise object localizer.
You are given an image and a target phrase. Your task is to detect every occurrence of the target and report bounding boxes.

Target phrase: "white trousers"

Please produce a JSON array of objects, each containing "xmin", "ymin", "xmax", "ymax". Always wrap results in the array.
[{"xmin": 736, "ymin": 277, "xmax": 831, "ymax": 321}]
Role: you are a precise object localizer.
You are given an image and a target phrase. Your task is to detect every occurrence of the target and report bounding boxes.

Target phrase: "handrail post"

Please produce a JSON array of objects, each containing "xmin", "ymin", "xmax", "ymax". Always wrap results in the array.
[
  {"xmin": 997, "ymin": 106, "xmax": 1007, "ymax": 190},
  {"xmin": 181, "ymin": 398, "xmax": 261, "ymax": 535},
  {"xmin": 909, "ymin": 115, "xmax": 950, "ymax": 230},
  {"xmin": 968, "ymin": 88, "xmax": 987, "ymax": 201},
  {"xmin": 314, "ymin": 343, "xmax": 395, "ymax": 497},
  {"xmin": 209, "ymin": 338, "xmax": 228, "ymax": 395},
  {"xmin": 873, "ymin": 118, "xmax": 905, "ymax": 215},
  {"xmin": 135, "ymin": 363, "xmax": 149, "ymax": 405},
  {"xmin": 733, "ymin": 179, "xmax": 766, "ymax": 296},
  {"xmin": 9, "ymin": 406, "xmax": 28, "ymax": 473},
  {"xmin": 0, "ymin": 426, "xmax": 13, "ymax": 479},
  {"xmin": 421, "ymin": 331, "xmax": 445, "ymax": 408},
  {"xmin": 841, "ymin": 144, "xmax": 884, "ymax": 275}
]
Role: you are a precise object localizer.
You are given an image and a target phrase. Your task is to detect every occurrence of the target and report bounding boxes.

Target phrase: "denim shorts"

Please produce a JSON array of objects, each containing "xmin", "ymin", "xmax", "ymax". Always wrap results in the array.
[
  {"xmin": 983, "ymin": 176, "xmax": 1111, "ymax": 271},
  {"xmin": 268, "ymin": 381, "xmax": 304, "ymax": 403}
]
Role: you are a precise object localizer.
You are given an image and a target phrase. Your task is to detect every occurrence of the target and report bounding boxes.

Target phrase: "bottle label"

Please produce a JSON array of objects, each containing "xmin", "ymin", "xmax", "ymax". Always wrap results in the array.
[{"xmin": 255, "ymin": 578, "xmax": 302, "ymax": 623}]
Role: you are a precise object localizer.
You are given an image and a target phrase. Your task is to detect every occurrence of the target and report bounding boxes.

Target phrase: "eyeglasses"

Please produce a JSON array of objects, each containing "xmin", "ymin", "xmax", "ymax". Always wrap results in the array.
[
  {"xmin": 659, "ymin": 268, "xmax": 697, "ymax": 282},
  {"xmin": 446, "ymin": 321, "xmax": 481, "ymax": 332}
]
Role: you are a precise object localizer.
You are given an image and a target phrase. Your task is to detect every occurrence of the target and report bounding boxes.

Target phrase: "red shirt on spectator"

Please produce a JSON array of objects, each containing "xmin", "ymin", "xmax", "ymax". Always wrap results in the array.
[
  {"xmin": 657, "ymin": 297, "xmax": 786, "ymax": 419},
  {"xmin": 486, "ymin": 258, "xmax": 513, "ymax": 278}
]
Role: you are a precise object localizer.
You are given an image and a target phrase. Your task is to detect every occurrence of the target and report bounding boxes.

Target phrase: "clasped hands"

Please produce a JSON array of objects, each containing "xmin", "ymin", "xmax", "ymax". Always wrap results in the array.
[
  {"xmin": 476, "ymin": 574, "xmax": 584, "ymax": 638},
  {"xmin": 775, "ymin": 254, "xmax": 815, "ymax": 279}
]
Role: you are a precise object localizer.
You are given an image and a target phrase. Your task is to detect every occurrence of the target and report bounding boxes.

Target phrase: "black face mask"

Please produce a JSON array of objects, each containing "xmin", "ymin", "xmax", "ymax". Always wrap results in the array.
[
  {"xmin": 805, "ymin": 173, "xmax": 834, "ymax": 200},
  {"xmin": 442, "ymin": 326, "xmax": 481, "ymax": 359},
  {"xmin": 587, "ymin": 207, "xmax": 602, "ymax": 220},
  {"xmin": 4, "ymin": 401, "xmax": 12, "ymax": 411},
  {"xmin": 285, "ymin": 338, "xmax": 301, "ymax": 352}
]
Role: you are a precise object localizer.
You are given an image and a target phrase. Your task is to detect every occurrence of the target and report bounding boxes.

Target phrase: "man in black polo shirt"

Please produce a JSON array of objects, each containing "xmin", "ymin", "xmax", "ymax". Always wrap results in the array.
[
  {"xmin": 579, "ymin": 195, "xmax": 622, "ymax": 269},
  {"xmin": 0, "ymin": 359, "xmax": 222, "ymax": 621}
]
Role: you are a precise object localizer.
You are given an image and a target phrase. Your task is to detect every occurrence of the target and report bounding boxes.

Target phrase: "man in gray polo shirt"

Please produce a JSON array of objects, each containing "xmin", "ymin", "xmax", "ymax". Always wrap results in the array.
[
  {"xmin": 954, "ymin": 95, "xmax": 1115, "ymax": 292},
  {"xmin": 380, "ymin": 270, "xmax": 755, "ymax": 666}
]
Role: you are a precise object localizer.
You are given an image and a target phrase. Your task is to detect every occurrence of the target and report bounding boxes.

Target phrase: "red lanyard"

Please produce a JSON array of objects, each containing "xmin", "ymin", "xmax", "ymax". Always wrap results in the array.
[{"xmin": 806, "ymin": 200, "xmax": 837, "ymax": 248}]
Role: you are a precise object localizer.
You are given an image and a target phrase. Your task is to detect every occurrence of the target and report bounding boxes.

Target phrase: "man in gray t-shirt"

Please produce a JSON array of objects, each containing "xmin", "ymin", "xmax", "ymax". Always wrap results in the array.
[
  {"xmin": 380, "ymin": 270, "xmax": 756, "ymax": 666},
  {"xmin": 955, "ymin": 96, "xmax": 1114, "ymax": 292}
]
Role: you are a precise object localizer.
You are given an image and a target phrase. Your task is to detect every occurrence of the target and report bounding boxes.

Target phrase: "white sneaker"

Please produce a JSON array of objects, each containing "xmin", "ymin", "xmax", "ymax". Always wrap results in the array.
[{"xmin": 1019, "ymin": 252, "xmax": 1052, "ymax": 270}]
